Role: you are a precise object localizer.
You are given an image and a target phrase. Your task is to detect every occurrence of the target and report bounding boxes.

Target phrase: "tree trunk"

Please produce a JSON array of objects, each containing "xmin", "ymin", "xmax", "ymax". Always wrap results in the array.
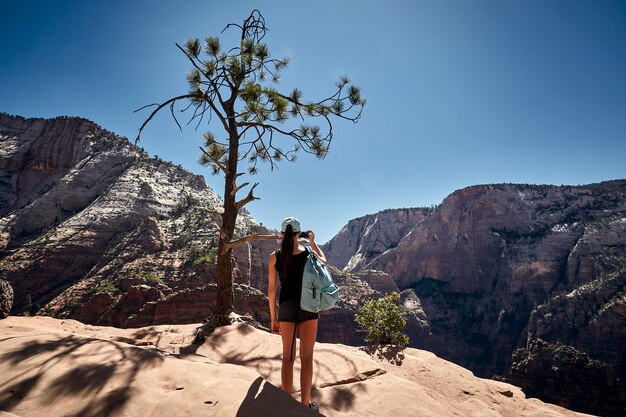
[
  {"xmin": 195, "ymin": 103, "xmax": 240, "ymax": 341},
  {"xmin": 214, "ymin": 180, "xmax": 237, "ymax": 325}
]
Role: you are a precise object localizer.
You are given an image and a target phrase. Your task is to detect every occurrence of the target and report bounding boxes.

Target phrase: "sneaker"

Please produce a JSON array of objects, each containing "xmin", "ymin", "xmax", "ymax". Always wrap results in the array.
[{"xmin": 309, "ymin": 402, "xmax": 319, "ymax": 412}]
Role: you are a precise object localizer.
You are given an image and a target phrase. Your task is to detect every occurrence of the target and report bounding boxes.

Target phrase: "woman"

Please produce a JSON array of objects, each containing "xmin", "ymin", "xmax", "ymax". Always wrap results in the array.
[{"xmin": 268, "ymin": 216, "xmax": 327, "ymax": 412}]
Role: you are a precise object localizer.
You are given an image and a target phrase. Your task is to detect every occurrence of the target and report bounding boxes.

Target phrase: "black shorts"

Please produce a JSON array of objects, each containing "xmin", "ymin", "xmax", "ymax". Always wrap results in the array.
[{"xmin": 278, "ymin": 299, "xmax": 319, "ymax": 323}]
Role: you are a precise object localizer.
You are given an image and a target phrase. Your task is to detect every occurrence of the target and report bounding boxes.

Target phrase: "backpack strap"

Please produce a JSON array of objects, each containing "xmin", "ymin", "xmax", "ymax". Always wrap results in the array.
[{"xmin": 304, "ymin": 245, "xmax": 317, "ymax": 260}]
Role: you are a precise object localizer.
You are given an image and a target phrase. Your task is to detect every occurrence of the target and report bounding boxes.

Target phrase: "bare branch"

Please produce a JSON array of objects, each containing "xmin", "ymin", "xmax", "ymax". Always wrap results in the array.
[
  {"xmin": 134, "ymin": 94, "xmax": 194, "ymax": 144},
  {"xmin": 233, "ymin": 181, "xmax": 250, "ymax": 196},
  {"xmin": 231, "ymin": 180, "xmax": 253, "ymax": 198},
  {"xmin": 224, "ymin": 233, "xmax": 280, "ymax": 252},
  {"xmin": 169, "ymin": 101, "xmax": 182, "ymax": 132},
  {"xmin": 235, "ymin": 182, "xmax": 260, "ymax": 210}
]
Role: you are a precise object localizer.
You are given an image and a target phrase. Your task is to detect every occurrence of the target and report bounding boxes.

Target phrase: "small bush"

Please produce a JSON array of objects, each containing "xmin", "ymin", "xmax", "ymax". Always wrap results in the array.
[
  {"xmin": 94, "ymin": 282, "xmax": 119, "ymax": 295},
  {"xmin": 354, "ymin": 292, "xmax": 410, "ymax": 348},
  {"xmin": 192, "ymin": 247, "xmax": 218, "ymax": 265},
  {"xmin": 137, "ymin": 271, "xmax": 163, "ymax": 285}
]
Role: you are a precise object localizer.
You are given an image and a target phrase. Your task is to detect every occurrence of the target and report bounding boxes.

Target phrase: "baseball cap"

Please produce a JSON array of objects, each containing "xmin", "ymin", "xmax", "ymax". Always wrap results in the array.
[{"xmin": 281, "ymin": 217, "xmax": 301, "ymax": 233}]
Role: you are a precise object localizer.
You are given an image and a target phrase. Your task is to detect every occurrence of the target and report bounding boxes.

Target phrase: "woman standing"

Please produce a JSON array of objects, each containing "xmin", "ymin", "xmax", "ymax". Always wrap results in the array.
[{"xmin": 268, "ymin": 217, "xmax": 327, "ymax": 412}]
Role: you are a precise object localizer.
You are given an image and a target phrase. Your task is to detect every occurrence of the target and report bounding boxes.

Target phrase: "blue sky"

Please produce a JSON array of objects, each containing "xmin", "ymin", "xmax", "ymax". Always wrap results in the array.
[{"xmin": 1, "ymin": 1, "xmax": 625, "ymax": 243}]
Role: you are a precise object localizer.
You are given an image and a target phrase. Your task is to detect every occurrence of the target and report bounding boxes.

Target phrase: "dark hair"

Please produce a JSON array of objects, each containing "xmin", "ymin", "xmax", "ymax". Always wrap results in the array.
[{"xmin": 280, "ymin": 224, "xmax": 296, "ymax": 275}]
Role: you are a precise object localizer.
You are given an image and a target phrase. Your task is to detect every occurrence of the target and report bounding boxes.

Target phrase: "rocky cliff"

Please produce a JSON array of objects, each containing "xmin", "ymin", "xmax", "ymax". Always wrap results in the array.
[
  {"xmin": 324, "ymin": 181, "xmax": 626, "ymax": 416},
  {"xmin": 0, "ymin": 113, "xmax": 387, "ymax": 347},
  {"xmin": 322, "ymin": 207, "xmax": 431, "ymax": 271},
  {"xmin": 0, "ymin": 113, "xmax": 278, "ymax": 327},
  {"xmin": 0, "ymin": 279, "xmax": 12, "ymax": 319},
  {"xmin": 3, "ymin": 114, "xmax": 624, "ymax": 415}
]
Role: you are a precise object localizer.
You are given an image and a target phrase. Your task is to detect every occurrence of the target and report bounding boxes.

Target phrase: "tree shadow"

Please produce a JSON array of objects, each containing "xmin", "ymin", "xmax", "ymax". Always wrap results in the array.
[
  {"xmin": 321, "ymin": 384, "xmax": 368, "ymax": 412},
  {"xmin": 211, "ymin": 344, "xmax": 281, "ymax": 381},
  {"xmin": 65, "ymin": 387, "xmax": 132, "ymax": 417},
  {"xmin": 0, "ymin": 374, "xmax": 42, "ymax": 411},
  {"xmin": 0, "ymin": 335, "xmax": 89, "ymax": 368},
  {"xmin": 180, "ymin": 323, "xmax": 262, "ymax": 359},
  {"xmin": 129, "ymin": 326, "xmax": 189, "ymax": 349},
  {"xmin": 311, "ymin": 348, "xmax": 371, "ymax": 413},
  {"xmin": 216, "ymin": 339, "xmax": 374, "ymax": 413},
  {"xmin": 48, "ymin": 363, "xmax": 117, "ymax": 397},
  {"xmin": 0, "ymin": 334, "xmax": 164, "ymax": 414},
  {"xmin": 236, "ymin": 377, "xmax": 323, "ymax": 417},
  {"xmin": 361, "ymin": 344, "xmax": 406, "ymax": 366}
]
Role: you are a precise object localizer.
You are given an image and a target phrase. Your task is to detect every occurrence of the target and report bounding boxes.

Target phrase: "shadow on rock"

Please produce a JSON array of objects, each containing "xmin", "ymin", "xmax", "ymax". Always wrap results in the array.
[
  {"xmin": 324, "ymin": 383, "xmax": 367, "ymax": 413},
  {"xmin": 236, "ymin": 377, "xmax": 324, "ymax": 417},
  {"xmin": 0, "ymin": 374, "xmax": 42, "ymax": 411},
  {"xmin": 361, "ymin": 344, "xmax": 405, "ymax": 366},
  {"xmin": 0, "ymin": 334, "xmax": 163, "ymax": 414}
]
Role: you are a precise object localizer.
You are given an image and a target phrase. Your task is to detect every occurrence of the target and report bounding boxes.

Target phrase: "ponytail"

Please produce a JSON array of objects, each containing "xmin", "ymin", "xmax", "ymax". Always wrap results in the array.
[{"xmin": 281, "ymin": 224, "xmax": 295, "ymax": 275}]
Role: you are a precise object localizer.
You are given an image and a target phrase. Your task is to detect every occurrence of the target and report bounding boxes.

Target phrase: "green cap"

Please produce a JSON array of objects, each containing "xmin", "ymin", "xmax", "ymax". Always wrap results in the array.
[{"xmin": 281, "ymin": 217, "xmax": 301, "ymax": 233}]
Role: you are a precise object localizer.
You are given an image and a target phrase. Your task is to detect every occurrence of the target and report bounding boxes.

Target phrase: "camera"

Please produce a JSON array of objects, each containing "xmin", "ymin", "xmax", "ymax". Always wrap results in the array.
[{"xmin": 299, "ymin": 231, "xmax": 310, "ymax": 238}]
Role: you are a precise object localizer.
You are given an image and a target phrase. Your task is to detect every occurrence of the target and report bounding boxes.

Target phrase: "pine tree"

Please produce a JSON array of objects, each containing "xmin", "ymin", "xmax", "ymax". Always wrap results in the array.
[{"xmin": 136, "ymin": 10, "xmax": 365, "ymax": 339}]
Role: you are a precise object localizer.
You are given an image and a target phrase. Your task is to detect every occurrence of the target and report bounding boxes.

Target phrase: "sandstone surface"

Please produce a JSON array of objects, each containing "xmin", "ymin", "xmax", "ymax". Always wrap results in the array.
[{"xmin": 0, "ymin": 316, "xmax": 594, "ymax": 417}]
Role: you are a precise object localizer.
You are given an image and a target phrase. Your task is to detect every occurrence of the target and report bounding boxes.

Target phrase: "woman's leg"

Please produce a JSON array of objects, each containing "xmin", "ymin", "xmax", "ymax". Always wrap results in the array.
[
  {"xmin": 279, "ymin": 321, "xmax": 297, "ymax": 395},
  {"xmin": 298, "ymin": 318, "xmax": 318, "ymax": 405}
]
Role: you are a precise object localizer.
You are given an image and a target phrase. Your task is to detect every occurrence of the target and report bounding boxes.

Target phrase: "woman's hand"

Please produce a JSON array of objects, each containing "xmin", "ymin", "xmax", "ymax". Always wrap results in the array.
[
  {"xmin": 271, "ymin": 318, "xmax": 281, "ymax": 334},
  {"xmin": 306, "ymin": 230, "xmax": 328, "ymax": 264}
]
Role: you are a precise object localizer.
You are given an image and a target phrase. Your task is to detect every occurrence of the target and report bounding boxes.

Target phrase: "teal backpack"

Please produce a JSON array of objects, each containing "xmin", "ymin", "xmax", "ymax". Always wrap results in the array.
[{"xmin": 300, "ymin": 248, "xmax": 340, "ymax": 313}]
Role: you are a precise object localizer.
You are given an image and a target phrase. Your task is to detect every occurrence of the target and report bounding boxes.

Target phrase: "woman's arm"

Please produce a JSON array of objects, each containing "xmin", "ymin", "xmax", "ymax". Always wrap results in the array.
[
  {"xmin": 307, "ymin": 230, "xmax": 328, "ymax": 264},
  {"xmin": 267, "ymin": 252, "xmax": 280, "ymax": 334}
]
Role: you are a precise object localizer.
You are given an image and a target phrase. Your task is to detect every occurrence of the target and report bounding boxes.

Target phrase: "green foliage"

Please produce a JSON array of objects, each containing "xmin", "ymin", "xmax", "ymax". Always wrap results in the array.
[
  {"xmin": 171, "ymin": 233, "xmax": 192, "ymax": 250},
  {"xmin": 64, "ymin": 297, "xmax": 79, "ymax": 313},
  {"xmin": 94, "ymin": 281, "xmax": 119, "ymax": 295},
  {"xmin": 137, "ymin": 10, "xmax": 364, "ymax": 177},
  {"xmin": 191, "ymin": 247, "xmax": 218, "ymax": 265},
  {"xmin": 354, "ymin": 292, "xmax": 410, "ymax": 348},
  {"xmin": 170, "ymin": 193, "xmax": 195, "ymax": 218},
  {"xmin": 137, "ymin": 271, "xmax": 163, "ymax": 285}
]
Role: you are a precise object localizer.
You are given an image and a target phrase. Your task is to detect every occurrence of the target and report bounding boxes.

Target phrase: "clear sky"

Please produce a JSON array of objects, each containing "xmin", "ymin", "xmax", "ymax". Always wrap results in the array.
[{"xmin": 1, "ymin": 1, "xmax": 625, "ymax": 243}]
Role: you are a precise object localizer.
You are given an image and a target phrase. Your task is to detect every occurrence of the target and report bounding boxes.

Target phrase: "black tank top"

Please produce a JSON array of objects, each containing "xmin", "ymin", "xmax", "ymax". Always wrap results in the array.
[{"xmin": 275, "ymin": 248, "xmax": 309, "ymax": 304}]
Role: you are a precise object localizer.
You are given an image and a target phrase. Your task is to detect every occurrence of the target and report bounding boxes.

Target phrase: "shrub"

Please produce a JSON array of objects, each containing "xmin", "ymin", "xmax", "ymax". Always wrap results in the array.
[
  {"xmin": 137, "ymin": 271, "xmax": 163, "ymax": 285},
  {"xmin": 354, "ymin": 292, "xmax": 410, "ymax": 348},
  {"xmin": 192, "ymin": 247, "xmax": 218, "ymax": 265},
  {"xmin": 94, "ymin": 282, "xmax": 119, "ymax": 295}
]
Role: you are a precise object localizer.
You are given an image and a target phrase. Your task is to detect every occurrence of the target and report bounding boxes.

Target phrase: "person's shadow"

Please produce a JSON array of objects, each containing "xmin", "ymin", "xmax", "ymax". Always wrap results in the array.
[{"xmin": 236, "ymin": 377, "xmax": 325, "ymax": 417}]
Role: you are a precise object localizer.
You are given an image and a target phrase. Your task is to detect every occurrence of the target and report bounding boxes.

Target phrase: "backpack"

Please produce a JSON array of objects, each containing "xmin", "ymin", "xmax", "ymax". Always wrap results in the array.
[{"xmin": 300, "ymin": 248, "xmax": 340, "ymax": 313}]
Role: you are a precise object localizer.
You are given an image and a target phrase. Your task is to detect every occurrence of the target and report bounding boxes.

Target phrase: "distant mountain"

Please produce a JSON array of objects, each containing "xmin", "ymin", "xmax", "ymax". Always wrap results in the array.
[
  {"xmin": 2, "ymin": 113, "xmax": 625, "ymax": 415},
  {"xmin": 323, "ymin": 181, "xmax": 626, "ymax": 416},
  {"xmin": 0, "ymin": 113, "xmax": 390, "ymax": 344},
  {"xmin": 0, "ymin": 113, "xmax": 277, "ymax": 326},
  {"xmin": 322, "ymin": 207, "xmax": 432, "ymax": 271}
]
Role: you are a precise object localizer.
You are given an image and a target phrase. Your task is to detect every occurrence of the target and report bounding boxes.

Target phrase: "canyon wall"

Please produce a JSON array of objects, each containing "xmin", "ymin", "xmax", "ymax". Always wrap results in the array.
[
  {"xmin": 2, "ymin": 114, "xmax": 624, "ymax": 415},
  {"xmin": 323, "ymin": 181, "xmax": 626, "ymax": 416},
  {"xmin": 0, "ymin": 114, "xmax": 276, "ymax": 327}
]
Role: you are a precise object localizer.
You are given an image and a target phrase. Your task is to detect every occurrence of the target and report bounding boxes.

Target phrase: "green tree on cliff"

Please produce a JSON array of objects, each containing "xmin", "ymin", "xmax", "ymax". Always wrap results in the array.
[
  {"xmin": 136, "ymin": 10, "xmax": 365, "ymax": 339},
  {"xmin": 355, "ymin": 292, "xmax": 410, "ymax": 348}
]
